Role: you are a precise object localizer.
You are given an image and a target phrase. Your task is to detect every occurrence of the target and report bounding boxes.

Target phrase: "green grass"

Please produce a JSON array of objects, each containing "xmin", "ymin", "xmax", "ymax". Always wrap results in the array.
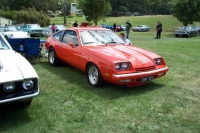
[
  {"xmin": 50, "ymin": 15, "xmax": 186, "ymax": 32},
  {"xmin": 1, "ymin": 16, "xmax": 200, "ymax": 133}
]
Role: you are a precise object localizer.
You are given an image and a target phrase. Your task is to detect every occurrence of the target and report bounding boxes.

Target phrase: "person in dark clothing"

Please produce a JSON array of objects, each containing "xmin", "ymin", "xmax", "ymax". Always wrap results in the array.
[
  {"xmin": 72, "ymin": 21, "xmax": 78, "ymax": 27},
  {"xmin": 126, "ymin": 20, "xmax": 132, "ymax": 39},
  {"xmin": 113, "ymin": 23, "xmax": 116, "ymax": 32},
  {"xmin": 156, "ymin": 21, "xmax": 162, "ymax": 39}
]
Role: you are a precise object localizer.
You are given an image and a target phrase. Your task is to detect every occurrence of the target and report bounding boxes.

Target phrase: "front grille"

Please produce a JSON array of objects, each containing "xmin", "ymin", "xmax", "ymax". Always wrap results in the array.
[
  {"xmin": 135, "ymin": 66, "xmax": 155, "ymax": 72},
  {"xmin": 32, "ymin": 30, "xmax": 43, "ymax": 32}
]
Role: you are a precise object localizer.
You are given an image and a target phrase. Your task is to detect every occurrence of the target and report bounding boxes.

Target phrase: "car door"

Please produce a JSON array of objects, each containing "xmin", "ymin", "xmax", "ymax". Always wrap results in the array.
[{"xmin": 60, "ymin": 30, "xmax": 81, "ymax": 68}]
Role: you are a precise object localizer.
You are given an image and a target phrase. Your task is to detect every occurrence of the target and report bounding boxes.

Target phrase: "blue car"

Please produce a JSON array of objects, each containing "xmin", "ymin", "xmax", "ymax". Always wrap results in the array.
[
  {"xmin": 101, "ymin": 24, "xmax": 113, "ymax": 30},
  {"xmin": 21, "ymin": 24, "xmax": 47, "ymax": 37}
]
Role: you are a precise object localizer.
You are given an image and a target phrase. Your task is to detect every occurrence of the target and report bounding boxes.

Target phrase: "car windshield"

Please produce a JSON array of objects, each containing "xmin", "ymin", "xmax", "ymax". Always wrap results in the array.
[
  {"xmin": 0, "ymin": 35, "xmax": 10, "ymax": 50},
  {"xmin": 29, "ymin": 24, "xmax": 41, "ymax": 28},
  {"xmin": 180, "ymin": 26, "xmax": 190, "ymax": 30},
  {"xmin": 80, "ymin": 30, "xmax": 125, "ymax": 46},
  {"xmin": 4, "ymin": 26, "xmax": 20, "ymax": 32}
]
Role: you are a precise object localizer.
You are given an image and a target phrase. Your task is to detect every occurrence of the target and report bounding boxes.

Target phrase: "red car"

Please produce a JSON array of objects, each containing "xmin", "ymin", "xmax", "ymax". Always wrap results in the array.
[{"xmin": 45, "ymin": 26, "xmax": 168, "ymax": 87}]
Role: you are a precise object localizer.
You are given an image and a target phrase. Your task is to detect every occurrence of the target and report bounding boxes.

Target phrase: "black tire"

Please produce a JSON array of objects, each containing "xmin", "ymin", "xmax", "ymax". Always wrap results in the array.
[
  {"xmin": 48, "ymin": 47, "xmax": 61, "ymax": 66},
  {"xmin": 87, "ymin": 63, "xmax": 105, "ymax": 87},
  {"xmin": 5, "ymin": 36, "xmax": 8, "ymax": 40},
  {"xmin": 175, "ymin": 34, "xmax": 179, "ymax": 37},
  {"xmin": 188, "ymin": 34, "xmax": 190, "ymax": 38}
]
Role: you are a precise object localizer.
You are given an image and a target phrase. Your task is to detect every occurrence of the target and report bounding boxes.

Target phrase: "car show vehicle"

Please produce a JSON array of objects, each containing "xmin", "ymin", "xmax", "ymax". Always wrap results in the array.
[
  {"xmin": 45, "ymin": 26, "xmax": 168, "ymax": 87},
  {"xmin": 174, "ymin": 26, "xmax": 197, "ymax": 37},
  {"xmin": 21, "ymin": 24, "xmax": 47, "ymax": 37},
  {"xmin": 132, "ymin": 25, "xmax": 150, "ymax": 32},
  {"xmin": 0, "ymin": 25, "xmax": 30, "ymax": 39},
  {"xmin": 45, "ymin": 24, "xmax": 66, "ymax": 36},
  {"xmin": 0, "ymin": 33, "xmax": 39, "ymax": 105}
]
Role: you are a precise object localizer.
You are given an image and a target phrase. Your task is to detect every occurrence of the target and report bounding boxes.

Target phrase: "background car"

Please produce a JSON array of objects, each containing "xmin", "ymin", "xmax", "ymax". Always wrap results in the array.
[
  {"xmin": 0, "ymin": 33, "xmax": 39, "ymax": 105},
  {"xmin": 101, "ymin": 23, "xmax": 113, "ymax": 30},
  {"xmin": 132, "ymin": 25, "xmax": 150, "ymax": 32},
  {"xmin": 21, "ymin": 24, "xmax": 47, "ymax": 37},
  {"xmin": 120, "ymin": 25, "xmax": 126, "ymax": 31},
  {"xmin": 0, "ymin": 25, "xmax": 30, "ymax": 39},
  {"xmin": 174, "ymin": 26, "xmax": 197, "ymax": 37},
  {"xmin": 45, "ymin": 24, "xmax": 66, "ymax": 36},
  {"xmin": 45, "ymin": 26, "xmax": 168, "ymax": 87}
]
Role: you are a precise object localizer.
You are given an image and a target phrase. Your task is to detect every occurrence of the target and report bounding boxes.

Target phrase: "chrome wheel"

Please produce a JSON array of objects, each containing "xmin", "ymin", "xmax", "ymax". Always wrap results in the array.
[
  {"xmin": 88, "ymin": 65, "xmax": 99, "ymax": 85},
  {"xmin": 87, "ymin": 63, "xmax": 105, "ymax": 87},
  {"xmin": 49, "ymin": 50, "xmax": 55, "ymax": 65}
]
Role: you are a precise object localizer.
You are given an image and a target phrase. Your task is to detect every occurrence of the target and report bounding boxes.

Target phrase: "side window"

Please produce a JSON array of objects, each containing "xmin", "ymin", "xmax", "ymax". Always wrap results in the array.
[
  {"xmin": 52, "ymin": 31, "xmax": 63, "ymax": 41},
  {"xmin": 62, "ymin": 30, "xmax": 78, "ymax": 45}
]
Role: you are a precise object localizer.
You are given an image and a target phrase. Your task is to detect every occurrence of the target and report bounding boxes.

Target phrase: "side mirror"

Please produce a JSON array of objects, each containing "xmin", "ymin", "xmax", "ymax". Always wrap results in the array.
[{"xmin": 69, "ymin": 42, "xmax": 74, "ymax": 47}]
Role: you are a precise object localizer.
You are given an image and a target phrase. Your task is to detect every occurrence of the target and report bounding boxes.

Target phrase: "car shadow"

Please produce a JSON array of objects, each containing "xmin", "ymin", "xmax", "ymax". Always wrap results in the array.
[
  {"xmin": 40, "ymin": 61, "xmax": 166, "ymax": 100},
  {"xmin": 0, "ymin": 103, "xmax": 32, "ymax": 132}
]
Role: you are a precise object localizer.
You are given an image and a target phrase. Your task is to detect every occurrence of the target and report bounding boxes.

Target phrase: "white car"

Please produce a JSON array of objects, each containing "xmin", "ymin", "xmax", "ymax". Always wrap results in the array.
[
  {"xmin": 0, "ymin": 33, "xmax": 39, "ymax": 105},
  {"xmin": 0, "ymin": 25, "xmax": 30, "ymax": 39}
]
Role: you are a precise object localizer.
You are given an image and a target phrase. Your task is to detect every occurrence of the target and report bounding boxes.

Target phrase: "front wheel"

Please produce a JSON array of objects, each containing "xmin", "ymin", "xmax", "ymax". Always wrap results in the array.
[{"xmin": 87, "ymin": 63, "xmax": 105, "ymax": 87}]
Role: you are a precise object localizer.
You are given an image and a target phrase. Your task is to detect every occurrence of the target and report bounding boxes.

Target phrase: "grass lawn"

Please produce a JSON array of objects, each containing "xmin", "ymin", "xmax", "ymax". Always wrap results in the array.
[{"xmin": 0, "ymin": 16, "xmax": 200, "ymax": 133}]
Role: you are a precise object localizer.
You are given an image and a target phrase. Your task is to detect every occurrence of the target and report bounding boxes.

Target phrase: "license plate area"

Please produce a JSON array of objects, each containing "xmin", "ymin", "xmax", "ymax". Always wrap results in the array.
[{"xmin": 141, "ymin": 76, "xmax": 154, "ymax": 83}]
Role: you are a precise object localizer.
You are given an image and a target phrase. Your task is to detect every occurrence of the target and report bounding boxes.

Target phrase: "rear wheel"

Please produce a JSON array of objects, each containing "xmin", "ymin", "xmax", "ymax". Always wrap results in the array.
[
  {"xmin": 87, "ymin": 63, "xmax": 105, "ymax": 87},
  {"xmin": 48, "ymin": 47, "xmax": 61, "ymax": 66}
]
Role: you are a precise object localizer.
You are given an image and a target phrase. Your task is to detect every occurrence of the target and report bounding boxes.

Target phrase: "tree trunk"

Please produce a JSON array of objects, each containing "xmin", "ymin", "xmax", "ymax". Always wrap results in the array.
[{"xmin": 64, "ymin": 0, "xmax": 67, "ymax": 25}]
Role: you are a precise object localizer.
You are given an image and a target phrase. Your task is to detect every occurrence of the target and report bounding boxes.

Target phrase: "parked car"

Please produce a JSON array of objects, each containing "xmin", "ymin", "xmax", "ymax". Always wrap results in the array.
[
  {"xmin": 45, "ymin": 26, "xmax": 168, "ymax": 87},
  {"xmin": 0, "ymin": 33, "xmax": 39, "ymax": 105},
  {"xmin": 120, "ymin": 25, "xmax": 126, "ymax": 31},
  {"xmin": 101, "ymin": 24, "xmax": 113, "ymax": 30},
  {"xmin": 132, "ymin": 25, "xmax": 150, "ymax": 32},
  {"xmin": 174, "ymin": 26, "xmax": 197, "ymax": 37},
  {"xmin": 116, "ymin": 25, "xmax": 123, "ymax": 32},
  {"xmin": 20, "ymin": 24, "xmax": 47, "ymax": 37},
  {"xmin": 45, "ymin": 24, "xmax": 66, "ymax": 36},
  {"xmin": 0, "ymin": 25, "xmax": 30, "ymax": 39}
]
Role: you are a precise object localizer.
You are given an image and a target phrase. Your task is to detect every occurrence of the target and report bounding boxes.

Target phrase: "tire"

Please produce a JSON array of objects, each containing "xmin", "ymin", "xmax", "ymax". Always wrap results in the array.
[
  {"xmin": 87, "ymin": 63, "xmax": 105, "ymax": 87},
  {"xmin": 48, "ymin": 47, "xmax": 61, "ymax": 66},
  {"xmin": 5, "ymin": 35, "xmax": 8, "ymax": 40},
  {"xmin": 188, "ymin": 34, "xmax": 190, "ymax": 38},
  {"xmin": 175, "ymin": 34, "xmax": 179, "ymax": 37}
]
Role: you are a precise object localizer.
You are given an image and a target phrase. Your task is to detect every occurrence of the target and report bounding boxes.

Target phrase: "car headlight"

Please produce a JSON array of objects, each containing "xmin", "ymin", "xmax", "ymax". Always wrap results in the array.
[
  {"xmin": 22, "ymin": 79, "xmax": 34, "ymax": 90},
  {"xmin": 10, "ymin": 34, "xmax": 13, "ymax": 37},
  {"xmin": 27, "ymin": 33, "xmax": 30, "ymax": 36},
  {"xmin": 3, "ymin": 82, "xmax": 16, "ymax": 92},
  {"xmin": 115, "ymin": 62, "xmax": 130, "ymax": 70},
  {"xmin": 154, "ymin": 58, "xmax": 162, "ymax": 65}
]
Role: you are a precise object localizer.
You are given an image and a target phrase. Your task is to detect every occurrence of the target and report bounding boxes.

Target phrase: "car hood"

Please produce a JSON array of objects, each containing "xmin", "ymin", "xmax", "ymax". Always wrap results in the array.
[
  {"xmin": 85, "ymin": 45, "xmax": 160, "ymax": 66},
  {"xmin": 175, "ymin": 29, "xmax": 189, "ymax": 32},
  {"xmin": 0, "ymin": 50, "xmax": 38, "ymax": 83}
]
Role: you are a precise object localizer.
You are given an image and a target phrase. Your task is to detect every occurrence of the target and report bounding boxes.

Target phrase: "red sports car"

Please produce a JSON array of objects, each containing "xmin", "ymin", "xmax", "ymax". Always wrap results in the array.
[{"xmin": 45, "ymin": 26, "xmax": 168, "ymax": 87}]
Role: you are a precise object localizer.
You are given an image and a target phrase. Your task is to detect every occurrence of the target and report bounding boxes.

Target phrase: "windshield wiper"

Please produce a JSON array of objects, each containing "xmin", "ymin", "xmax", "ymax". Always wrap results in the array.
[
  {"xmin": 106, "ymin": 41, "xmax": 117, "ymax": 46},
  {"xmin": 84, "ymin": 42, "xmax": 98, "ymax": 45}
]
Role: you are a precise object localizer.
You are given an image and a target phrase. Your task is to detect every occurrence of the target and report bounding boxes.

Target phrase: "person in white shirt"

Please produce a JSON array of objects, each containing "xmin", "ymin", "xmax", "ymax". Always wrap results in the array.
[{"xmin": 119, "ymin": 33, "xmax": 132, "ymax": 45}]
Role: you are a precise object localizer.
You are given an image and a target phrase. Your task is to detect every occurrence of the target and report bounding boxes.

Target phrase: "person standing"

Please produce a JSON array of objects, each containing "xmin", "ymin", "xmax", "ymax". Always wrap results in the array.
[
  {"xmin": 119, "ymin": 33, "xmax": 132, "ymax": 45},
  {"xmin": 51, "ymin": 23, "xmax": 56, "ymax": 34},
  {"xmin": 113, "ymin": 23, "xmax": 116, "ymax": 32},
  {"xmin": 156, "ymin": 21, "xmax": 162, "ymax": 39},
  {"xmin": 126, "ymin": 20, "xmax": 132, "ymax": 39},
  {"xmin": 72, "ymin": 20, "xmax": 78, "ymax": 27}
]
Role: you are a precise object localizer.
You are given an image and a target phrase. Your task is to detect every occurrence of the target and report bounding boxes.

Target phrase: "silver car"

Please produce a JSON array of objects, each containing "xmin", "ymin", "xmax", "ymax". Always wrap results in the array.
[{"xmin": 174, "ymin": 26, "xmax": 197, "ymax": 38}]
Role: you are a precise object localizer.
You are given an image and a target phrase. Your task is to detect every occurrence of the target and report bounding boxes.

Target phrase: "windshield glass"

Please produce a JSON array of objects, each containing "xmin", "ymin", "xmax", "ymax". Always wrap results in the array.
[
  {"xmin": 29, "ymin": 24, "xmax": 41, "ymax": 28},
  {"xmin": 80, "ymin": 30, "xmax": 125, "ymax": 46},
  {"xmin": 0, "ymin": 35, "xmax": 9, "ymax": 49},
  {"xmin": 4, "ymin": 26, "xmax": 20, "ymax": 32}
]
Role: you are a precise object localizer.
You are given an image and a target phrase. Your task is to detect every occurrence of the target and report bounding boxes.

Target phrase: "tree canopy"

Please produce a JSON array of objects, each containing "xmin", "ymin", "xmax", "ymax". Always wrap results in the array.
[
  {"xmin": 78, "ymin": 0, "xmax": 111, "ymax": 25},
  {"xmin": 171, "ymin": 0, "xmax": 200, "ymax": 26}
]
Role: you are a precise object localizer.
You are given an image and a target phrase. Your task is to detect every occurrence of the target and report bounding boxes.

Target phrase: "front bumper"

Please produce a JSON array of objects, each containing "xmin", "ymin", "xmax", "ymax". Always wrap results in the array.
[
  {"xmin": 0, "ymin": 89, "xmax": 39, "ymax": 104},
  {"xmin": 112, "ymin": 67, "xmax": 168, "ymax": 87}
]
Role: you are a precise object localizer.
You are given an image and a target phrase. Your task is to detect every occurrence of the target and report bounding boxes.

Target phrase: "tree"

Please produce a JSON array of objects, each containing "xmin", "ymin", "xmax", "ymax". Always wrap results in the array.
[
  {"xmin": 171, "ymin": 0, "xmax": 200, "ymax": 26},
  {"xmin": 79, "ymin": 0, "xmax": 112, "ymax": 25}
]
